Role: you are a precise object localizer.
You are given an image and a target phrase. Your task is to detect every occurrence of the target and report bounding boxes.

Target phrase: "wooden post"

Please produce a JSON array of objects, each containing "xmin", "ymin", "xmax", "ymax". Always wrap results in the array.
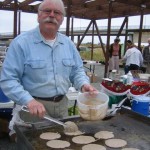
[
  {"xmin": 104, "ymin": 0, "xmax": 113, "ymax": 78},
  {"xmin": 138, "ymin": 5, "xmax": 145, "ymax": 51},
  {"xmin": 13, "ymin": 0, "xmax": 18, "ymax": 38}
]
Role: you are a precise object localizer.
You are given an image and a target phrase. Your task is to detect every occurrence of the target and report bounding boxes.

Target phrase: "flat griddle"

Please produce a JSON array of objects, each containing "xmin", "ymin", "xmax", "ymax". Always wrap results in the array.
[{"xmin": 15, "ymin": 107, "xmax": 150, "ymax": 150}]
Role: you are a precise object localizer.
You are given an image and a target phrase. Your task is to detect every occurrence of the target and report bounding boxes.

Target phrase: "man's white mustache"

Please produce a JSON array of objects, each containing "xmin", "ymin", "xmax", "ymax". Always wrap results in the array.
[{"xmin": 43, "ymin": 17, "xmax": 58, "ymax": 25}]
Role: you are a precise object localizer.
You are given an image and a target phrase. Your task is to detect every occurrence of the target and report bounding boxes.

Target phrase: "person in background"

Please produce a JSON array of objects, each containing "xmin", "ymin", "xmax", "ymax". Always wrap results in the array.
[
  {"xmin": 123, "ymin": 40, "xmax": 135, "ymax": 74},
  {"xmin": 109, "ymin": 37, "xmax": 122, "ymax": 73},
  {"xmin": 142, "ymin": 38, "xmax": 150, "ymax": 73},
  {"xmin": 0, "ymin": 0, "xmax": 97, "ymax": 141},
  {"xmin": 122, "ymin": 40, "xmax": 143, "ymax": 73}
]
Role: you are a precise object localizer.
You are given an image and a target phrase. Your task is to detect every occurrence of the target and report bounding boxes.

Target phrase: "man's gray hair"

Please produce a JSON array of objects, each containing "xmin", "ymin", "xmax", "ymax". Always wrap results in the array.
[{"xmin": 38, "ymin": 0, "xmax": 66, "ymax": 16}]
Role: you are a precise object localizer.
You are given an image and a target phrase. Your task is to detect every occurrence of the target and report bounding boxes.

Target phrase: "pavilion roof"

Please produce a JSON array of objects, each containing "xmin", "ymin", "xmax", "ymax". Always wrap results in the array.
[{"xmin": 0, "ymin": 0, "xmax": 150, "ymax": 20}]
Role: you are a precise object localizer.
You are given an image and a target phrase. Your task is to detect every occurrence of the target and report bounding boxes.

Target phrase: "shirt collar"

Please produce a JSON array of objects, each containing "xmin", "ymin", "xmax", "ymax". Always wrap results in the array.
[{"xmin": 33, "ymin": 26, "xmax": 64, "ymax": 45}]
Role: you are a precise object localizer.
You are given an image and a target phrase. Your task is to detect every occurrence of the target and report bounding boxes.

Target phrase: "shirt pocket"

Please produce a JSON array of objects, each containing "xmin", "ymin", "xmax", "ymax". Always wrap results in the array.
[
  {"xmin": 24, "ymin": 60, "xmax": 47, "ymax": 82},
  {"xmin": 62, "ymin": 59, "xmax": 75, "ymax": 74},
  {"xmin": 62, "ymin": 59, "xmax": 75, "ymax": 67},
  {"xmin": 29, "ymin": 61, "xmax": 46, "ymax": 69}
]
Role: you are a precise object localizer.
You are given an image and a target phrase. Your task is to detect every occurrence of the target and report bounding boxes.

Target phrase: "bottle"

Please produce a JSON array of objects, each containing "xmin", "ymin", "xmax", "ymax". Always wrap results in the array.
[
  {"xmin": 127, "ymin": 71, "xmax": 133, "ymax": 84},
  {"xmin": 111, "ymin": 69, "xmax": 117, "ymax": 80}
]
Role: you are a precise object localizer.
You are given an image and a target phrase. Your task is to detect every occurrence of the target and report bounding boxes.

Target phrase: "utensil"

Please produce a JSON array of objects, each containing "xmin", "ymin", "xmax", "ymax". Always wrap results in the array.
[
  {"xmin": 108, "ymin": 97, "xmax": 128, "ymax": 116},
  {"xmin": 21, "ymin": 106, "xmax": 78, "ymax": 132},
  {"xmin": 103, "ymin": 97, "xmax": 128, "ymax": 120}
]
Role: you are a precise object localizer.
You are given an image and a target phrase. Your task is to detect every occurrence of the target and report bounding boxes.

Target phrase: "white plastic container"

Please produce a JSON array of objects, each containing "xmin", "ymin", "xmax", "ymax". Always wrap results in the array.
[{"xmin": 77, "ymin": 92, "xmax": 109, "ymax": 120}]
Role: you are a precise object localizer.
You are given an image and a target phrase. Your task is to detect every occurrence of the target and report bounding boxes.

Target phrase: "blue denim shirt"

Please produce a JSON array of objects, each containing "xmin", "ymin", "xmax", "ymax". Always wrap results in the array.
[{"xmin": 0, "ymin": 26, "xmax": 89, "ymax": 105}]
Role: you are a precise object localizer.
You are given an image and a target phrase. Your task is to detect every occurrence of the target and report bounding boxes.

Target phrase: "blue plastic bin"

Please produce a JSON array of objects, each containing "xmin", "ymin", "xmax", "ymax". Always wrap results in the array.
[
  {"xmin": 0, "ymin": 88, "xmax": 10, "ymax": 103},
  {"xmin": 132, "ymin": 96, "xmax": 150, "ymax": 116}
]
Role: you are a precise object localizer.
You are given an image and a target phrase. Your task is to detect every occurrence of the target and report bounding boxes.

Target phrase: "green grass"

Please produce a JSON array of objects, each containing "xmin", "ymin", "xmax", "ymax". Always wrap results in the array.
[
  {"xmin": 80, "ymin": 48, "xmax": 105, "ymax": 62},
  {"xmin": 79, "ymin": 46, "xmax": 124, "ymax": 67}
]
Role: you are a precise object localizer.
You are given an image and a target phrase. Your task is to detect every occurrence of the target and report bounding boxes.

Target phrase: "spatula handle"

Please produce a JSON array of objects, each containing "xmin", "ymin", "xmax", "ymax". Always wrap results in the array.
[
  {"xmin": 21, "ymin": 105, "xmax": 66, "ymax": 127},
  {"xmin": 21, "ymin": 105, "xmax": 30, "ymax": 112},
  {"xmin": 44, "ymin": 115, "xmax": 66, "ymax": 127}
]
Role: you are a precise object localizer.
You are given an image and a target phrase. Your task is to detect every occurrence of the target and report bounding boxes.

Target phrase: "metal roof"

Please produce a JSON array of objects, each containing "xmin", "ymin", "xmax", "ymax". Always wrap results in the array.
[{"xmin": 0, "ymin": 0, "xmax": 150, "ymax": 20}]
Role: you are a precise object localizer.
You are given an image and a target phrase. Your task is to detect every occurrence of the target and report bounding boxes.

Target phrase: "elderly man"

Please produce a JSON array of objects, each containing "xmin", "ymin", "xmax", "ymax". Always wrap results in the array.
[
  {"xmin": 0, "ymin": 0, "xmax": 97, "ymax": 141},
  {"xmin": 142, "ymin": 38, "xmax": 150, "ymax": 73}
]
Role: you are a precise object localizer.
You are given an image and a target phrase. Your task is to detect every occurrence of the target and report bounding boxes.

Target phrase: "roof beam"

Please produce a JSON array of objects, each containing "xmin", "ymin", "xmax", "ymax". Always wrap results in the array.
[
  {"xmin": 19, "ymin": 0, "xmax": 34, "ymax": 7},
  {"xmin": 115, "ymin": 0, "xmax": 150, "ymax": 8},
  {"xmin": 2, "ymin": 0, "xmax": 13, "ymax": 5},
  {"xmin": 0, "ymin": 0, "xmax": 150, "ymax": 20}
]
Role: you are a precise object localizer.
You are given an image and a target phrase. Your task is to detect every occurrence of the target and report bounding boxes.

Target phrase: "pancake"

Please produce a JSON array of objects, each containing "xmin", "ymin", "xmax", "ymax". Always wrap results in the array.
[
  {"xmin": 46, "ymin": 140, "xmax": 70, "ymax": 149},
  {"xmin": 40, "ymin": 132, "xmax": 61, "ymax": 140},
  {"xmin": 82, "ymin": 144, "xmax": 106, "ymax": 150},
  {"xmin": 72, "ymin": 135, "xmax": 95, "ymax": 144},
  {"xmin": 105, "ymin": 138, "xmax": 127, "ymax": 148},
  {"xmin": 64, "ymin": 121, "xmax": 84, "ymax": 136},
  {"xmin": 65, "ymin": 130, "xmax": 84, "ymax": 136},
  {"xmin": 64, "ymin": 121, "xmax": 79, "ymax": 132},
  {"xmin": 94, "ymin": 131, "xmax": 114, "ymax": 139}
]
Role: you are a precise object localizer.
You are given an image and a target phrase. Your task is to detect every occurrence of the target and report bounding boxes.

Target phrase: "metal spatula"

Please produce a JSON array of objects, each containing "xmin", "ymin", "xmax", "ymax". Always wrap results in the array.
[{"xmin": 21, "ymin": 106, "xmax": 78, "ymax": 132}]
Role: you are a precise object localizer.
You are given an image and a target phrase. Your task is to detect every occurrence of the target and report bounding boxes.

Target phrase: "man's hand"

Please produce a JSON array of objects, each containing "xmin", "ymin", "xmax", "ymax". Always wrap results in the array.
[
  {"xmin": 27, "ymin": 99, "xmax": 46, "ymax": 118},
  {"xmin": 81, "ymin": 84, "xmax": 98, "ymax": 95}
]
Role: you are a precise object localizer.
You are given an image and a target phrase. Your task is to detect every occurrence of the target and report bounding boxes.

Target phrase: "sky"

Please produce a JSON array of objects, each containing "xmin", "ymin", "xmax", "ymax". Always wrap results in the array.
[{"xmin": 0, "ymin": 10, "xmax": 150, "ymax": 44}]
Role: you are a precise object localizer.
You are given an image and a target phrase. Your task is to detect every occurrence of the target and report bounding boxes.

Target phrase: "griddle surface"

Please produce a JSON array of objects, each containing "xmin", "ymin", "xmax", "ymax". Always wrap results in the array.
[{"xmin": 23, "ymin": 111, "xmax": 150, "ymax": 150}]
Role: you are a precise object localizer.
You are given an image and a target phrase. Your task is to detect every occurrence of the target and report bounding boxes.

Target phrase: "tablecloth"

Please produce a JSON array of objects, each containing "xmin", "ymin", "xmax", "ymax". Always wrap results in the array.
[{"xmin": 100, "ymin": 79, "xmax": 150, "ymax": 96}]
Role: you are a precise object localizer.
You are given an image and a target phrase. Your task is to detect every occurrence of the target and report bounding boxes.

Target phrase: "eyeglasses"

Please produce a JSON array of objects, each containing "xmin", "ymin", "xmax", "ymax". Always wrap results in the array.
[{"xmin": 39, "ymin": 9, "xmax": 63, "ymax": 16}]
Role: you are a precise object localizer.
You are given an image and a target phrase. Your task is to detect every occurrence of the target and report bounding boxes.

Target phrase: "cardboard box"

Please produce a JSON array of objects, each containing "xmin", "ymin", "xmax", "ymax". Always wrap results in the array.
[
  {"xmin": 86, "ymin": 72, "xmax": 98, "ymax": 83},
  {"xmin": 0, "ymin": 118, "xmax": 9, "ymax": 134}
]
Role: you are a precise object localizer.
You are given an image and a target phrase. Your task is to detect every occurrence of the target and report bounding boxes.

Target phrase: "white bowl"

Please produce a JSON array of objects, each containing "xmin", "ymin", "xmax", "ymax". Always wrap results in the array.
[{"xmin": 77, "ymin": 92, "xmax": 109, "ymax": 120}]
